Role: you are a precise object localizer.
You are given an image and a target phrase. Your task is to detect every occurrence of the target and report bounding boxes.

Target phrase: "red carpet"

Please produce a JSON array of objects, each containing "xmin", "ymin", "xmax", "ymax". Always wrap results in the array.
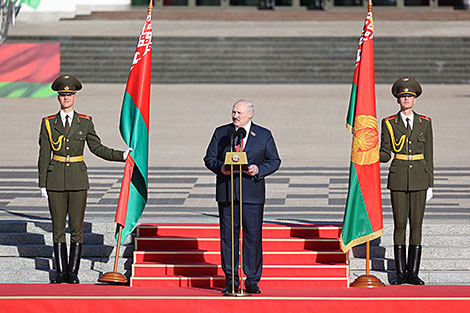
[
  {"xmin": 5, "ymin": 223, "xmax": 468, "ymax": 312},
  {"xmin": 1, "ymin": 284, "xmax": 469, "ymax": 313},
  {"xmin": 132, "ymin": 223, "xmax": 349, "ymax": 288}
]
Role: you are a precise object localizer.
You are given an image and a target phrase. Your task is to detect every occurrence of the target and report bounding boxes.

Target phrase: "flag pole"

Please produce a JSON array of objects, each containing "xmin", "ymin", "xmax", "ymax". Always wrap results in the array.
[
  {"xmin": 98, "ymin": 0, "xmax": 154, "ymax": 285},
  {"xmin": 349, "ymin": 0, "xmax": 385, "ymax": 288},
  {"xmin": 366, "ymin": 240, "xmax": 370, "ymax": 276}
]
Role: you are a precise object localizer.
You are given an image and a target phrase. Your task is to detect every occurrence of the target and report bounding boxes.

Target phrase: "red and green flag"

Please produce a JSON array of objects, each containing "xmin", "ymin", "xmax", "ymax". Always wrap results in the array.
[
  {"xmin": 0, "ymin": 43, "xmax": 59, "ymax": 97},
  {"xmin": 115, "ymin": 9, "xmax": 152, "ymax": 244},
  {"xmin": 341, "ymin": 11, "xmax": 384, "ymax": 252}
]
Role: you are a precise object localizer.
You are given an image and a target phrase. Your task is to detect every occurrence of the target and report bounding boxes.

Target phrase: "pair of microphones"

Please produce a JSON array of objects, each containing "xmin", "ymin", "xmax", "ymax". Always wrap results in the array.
[{"xmin": 228, "ymin": 127, "xmax": 247, "ymax": 152}]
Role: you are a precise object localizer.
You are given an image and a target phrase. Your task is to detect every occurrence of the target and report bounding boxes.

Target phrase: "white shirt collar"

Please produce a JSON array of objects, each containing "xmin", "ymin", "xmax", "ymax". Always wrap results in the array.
[
  {"xmin": 60, "ymin": 110, "xmax": 74, "ymax": 127},
  {"xmin": 400, "ymin": 111, "xmax": 414, "ymax": 130}
]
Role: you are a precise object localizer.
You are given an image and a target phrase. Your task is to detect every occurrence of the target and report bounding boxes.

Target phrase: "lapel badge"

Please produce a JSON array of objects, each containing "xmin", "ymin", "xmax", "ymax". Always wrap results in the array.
[{"xmin": 250, "ymin": 130, "xmax": 256, "ymax": 136}]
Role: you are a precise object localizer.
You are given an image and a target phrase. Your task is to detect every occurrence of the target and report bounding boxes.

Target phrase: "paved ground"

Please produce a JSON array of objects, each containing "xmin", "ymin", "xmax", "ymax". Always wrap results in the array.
[
  {"xmin": 3, "ymin": 12, "xmax": 470, "ymax": 226},
  {"xmin": 1, "ymin": 84, "xmax": 469, "ymax": 225}
]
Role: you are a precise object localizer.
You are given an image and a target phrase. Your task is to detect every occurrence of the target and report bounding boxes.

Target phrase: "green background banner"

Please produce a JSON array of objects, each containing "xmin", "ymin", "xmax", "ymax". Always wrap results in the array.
[{"xmin": 0, "ymin": 82, "xmax": 55, "ymax": 98}]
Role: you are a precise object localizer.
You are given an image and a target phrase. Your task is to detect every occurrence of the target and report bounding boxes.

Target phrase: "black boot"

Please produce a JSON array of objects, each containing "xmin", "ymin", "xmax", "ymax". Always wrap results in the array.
[
  {"xmin": 66, "ymin": 243, "xmax": 83, "ymax": 284},
  {"xmin": 51, "ymin": 242, "xmax": 68, "ymax": 284},
  {"xmin": 407, "ymin": 245, "xmax": 425, "ymax": 285},
  {"xmin": 390, "ymin": 245, "xmax": 407, "ymax": 285}
]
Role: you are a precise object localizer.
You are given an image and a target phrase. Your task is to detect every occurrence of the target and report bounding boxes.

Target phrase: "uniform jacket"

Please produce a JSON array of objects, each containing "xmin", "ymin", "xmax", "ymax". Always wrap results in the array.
[
  {"xmin": 38, "ymin": 111, "xmax": 124, "ymax": 191},
  {"xmin": 204, "ymin": 122, "xmax": 281, "ymax": 204},
  {"xmin": 380, "ymin": 111, "xmax": 434, "ymax": 191}
]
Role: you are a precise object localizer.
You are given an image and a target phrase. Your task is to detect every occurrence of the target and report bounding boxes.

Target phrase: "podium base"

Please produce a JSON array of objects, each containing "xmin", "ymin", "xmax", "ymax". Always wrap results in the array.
[
  {"xmin": 98, "ymin": 272, "xmax": 128, "ymax": 284},
  {"xmin": 350, "ymin": 275, "xmax": 385, "ymax": 288},
  {"xmin": 223, "ymin": 291, "xmax": 252, "ymax": 297}
]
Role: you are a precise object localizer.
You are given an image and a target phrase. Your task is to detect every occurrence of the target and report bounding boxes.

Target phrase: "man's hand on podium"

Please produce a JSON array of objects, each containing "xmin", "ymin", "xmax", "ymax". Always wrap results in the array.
[
  {"xmin": 243, "ymin": 164, "xmax": 258, "ymax": 176},
  {"xmin": 221, "ymin": 165, "xmax": 231, "ymax": 176},
  {"xmin": 221, "ymin": 164, "xmax": 255, "ymax": 176}
]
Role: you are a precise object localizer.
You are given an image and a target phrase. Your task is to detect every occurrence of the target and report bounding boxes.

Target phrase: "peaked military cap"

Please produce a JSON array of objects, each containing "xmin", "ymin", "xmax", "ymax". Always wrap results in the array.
[
  {"xmin": 391, "ymin": 77, "xmax": 422, "ymax": 98},
  {"xmin": 51, "ymin": 75, "xmax": 82, "ymax": 96}
]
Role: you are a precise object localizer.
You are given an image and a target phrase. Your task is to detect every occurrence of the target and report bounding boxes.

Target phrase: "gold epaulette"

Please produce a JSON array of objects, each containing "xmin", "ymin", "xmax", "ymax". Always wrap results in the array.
[
  {"xmin": 385, "ymin": 114, "xmax": 396, "ymax": 121},
  {"xmin": 419, "ymin": 114, "xmax": 431, "ymax": 121},
  {"xmin": 78, "ymin": 113, "xmax": 91, "ymax": 120}
]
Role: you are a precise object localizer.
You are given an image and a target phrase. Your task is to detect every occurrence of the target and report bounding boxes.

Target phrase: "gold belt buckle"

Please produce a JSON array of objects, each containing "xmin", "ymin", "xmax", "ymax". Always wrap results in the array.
[{"xmin": 65, "ymin": 155, "xmax": 70, "ymax": 163}]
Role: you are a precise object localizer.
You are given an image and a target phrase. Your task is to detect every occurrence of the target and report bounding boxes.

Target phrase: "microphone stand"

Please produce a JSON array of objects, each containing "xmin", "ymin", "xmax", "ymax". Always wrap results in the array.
[{"xmin": 224, "ymin": 129, "xmax": 250, "ymax": 297}]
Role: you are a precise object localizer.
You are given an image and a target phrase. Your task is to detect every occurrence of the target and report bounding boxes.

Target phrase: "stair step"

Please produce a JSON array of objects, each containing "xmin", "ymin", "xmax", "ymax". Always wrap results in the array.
[
  {"xmin": 0, "ymin": 257, "xmax": 130, "ymax": 270},
  {"xmin": 135, "ymin": 237, "xmax": 340, "ymax": 251},
  {"xmin": 5, "ymin": 35, "xmax": 469, "ymax": 84},
  {"xmin": 133, "ymin": 250, "xmax": 347, "ymax": 264},
  {"xmin": 130, "ymin": 276, "xmax": 348, "ymax": 289},
  {"xmin": 137, "ymin": 223, "xmax": 342, "ymax": 239},
  {"xmin": 0, "ymin": 244, "xmax": 133, "ymax": 258},
  {"xmin": 353, "ymin": 270, "xmax": 470, "ymax": 285},
  {"xmin": 0, "ymin": 269, "xmax": 129, "ymax": 284},
  {"xmin": 350, "ymin": 257, "xmax": 470, "ymax": 271},
  {"xmin": 132, "ymin": 263, "xmax": 348, "ymax": 277},
  {"xmin": 352, "ymin": 246, "xmax": 470, "ymax": 259}
]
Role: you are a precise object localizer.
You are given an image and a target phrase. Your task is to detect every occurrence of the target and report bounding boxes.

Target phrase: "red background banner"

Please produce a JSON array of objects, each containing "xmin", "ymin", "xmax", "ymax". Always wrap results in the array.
[{"xmin": 0, "ymin": 43, "xmax": 60, "ymax": 83}]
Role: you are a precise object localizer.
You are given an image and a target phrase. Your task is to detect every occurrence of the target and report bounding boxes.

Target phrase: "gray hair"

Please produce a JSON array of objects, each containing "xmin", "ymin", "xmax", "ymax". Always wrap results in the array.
[{"xmin": 233, "ymin": 99, "xmax": 255, "ymax": 113}]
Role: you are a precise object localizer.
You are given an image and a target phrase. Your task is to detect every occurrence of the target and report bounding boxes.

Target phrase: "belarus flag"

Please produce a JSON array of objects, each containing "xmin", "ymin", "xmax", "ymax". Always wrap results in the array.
[{"xmin": 115, "ymin": 6, "xmax": 152, "ymax": 244}]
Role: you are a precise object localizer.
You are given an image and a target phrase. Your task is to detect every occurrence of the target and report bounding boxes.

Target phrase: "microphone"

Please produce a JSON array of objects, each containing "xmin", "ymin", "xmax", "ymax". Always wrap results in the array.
[
  {"xmin": 228, "ymin": 128, "xmax": 237, "ymax": 152},
  {"xmin": 235, "ymin": 128, "xmax": 247, "ymax": 153},
  {"xmin": 236, "ymin": 128, "xmax": 247, "ymax": 140}
]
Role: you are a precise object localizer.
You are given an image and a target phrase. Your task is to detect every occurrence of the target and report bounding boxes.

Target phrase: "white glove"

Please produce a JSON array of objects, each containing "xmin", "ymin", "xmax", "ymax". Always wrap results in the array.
[
  {"xmin": 40, "ymin": 187, "xmax": 48, "ymax": 199},
  {"xmin": 426, "ymin": 188, "xmax": 433, "ymax": 202},
  {"xmin": 123, "ymin": 148, "xmax": 133, "ymax": 161}
]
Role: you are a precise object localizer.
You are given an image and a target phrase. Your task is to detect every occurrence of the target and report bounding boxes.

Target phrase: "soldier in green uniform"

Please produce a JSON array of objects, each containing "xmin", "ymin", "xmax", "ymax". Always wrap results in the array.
[
  {"xmin": 38, "ymin": 75, "xmax": 131, "ymax": 284},
  {"xmin": 380, "ymin": 77, "xmax": 433, "ymax": 285}
]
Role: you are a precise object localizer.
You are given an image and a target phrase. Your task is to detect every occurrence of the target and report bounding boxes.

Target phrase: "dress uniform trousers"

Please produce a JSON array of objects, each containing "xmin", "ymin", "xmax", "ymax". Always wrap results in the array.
[
  {"xmin": 48, "ymin": 190, "xmax": 87, "ymax": 243},
  {"xmin": 391, "ymin": 190, "xmax": 426, "ymax": 245}
]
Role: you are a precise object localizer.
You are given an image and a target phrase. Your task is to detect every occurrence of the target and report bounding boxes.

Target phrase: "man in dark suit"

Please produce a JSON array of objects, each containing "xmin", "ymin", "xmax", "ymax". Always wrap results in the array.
[
  {"xmin": 380, "ymin": 77, "xmax": 433, "ymax": 285},
  {"xmin": 38, "ymin": 75, "xmax": 131, "ymax": 284},
  {"xmin": 204, "ymin": 99, "xmax": 281, "ymax": 294}
]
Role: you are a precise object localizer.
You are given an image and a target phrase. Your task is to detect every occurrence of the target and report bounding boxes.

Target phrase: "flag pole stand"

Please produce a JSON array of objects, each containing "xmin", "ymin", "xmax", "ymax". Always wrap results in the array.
[
  {"xmin": 350, "ymin": 241, "xmax": 385, "ymax": 288},
  {"xmin": 98, "ymin": 224, "xmax": 128, "ymax": 284}
]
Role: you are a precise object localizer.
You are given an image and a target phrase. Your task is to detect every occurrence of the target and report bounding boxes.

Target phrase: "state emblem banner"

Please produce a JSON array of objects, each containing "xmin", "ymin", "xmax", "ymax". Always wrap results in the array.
[{"xmin": 340, "ymin": 11, "xmax": 384, "ymax": 253}]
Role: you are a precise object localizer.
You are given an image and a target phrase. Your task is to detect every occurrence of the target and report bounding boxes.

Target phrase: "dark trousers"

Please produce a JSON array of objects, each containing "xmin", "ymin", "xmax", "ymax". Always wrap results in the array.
[
  {"xmin": 48, "ymin": 190, "xmax": 87, "ymax": 243},
  {"xmin": 218, "ymin": 202, "xmax": 264, "ymax": 286},
  {"xmin": 390, "ymin": 190, "xmax": 426, "ymax": 245}
]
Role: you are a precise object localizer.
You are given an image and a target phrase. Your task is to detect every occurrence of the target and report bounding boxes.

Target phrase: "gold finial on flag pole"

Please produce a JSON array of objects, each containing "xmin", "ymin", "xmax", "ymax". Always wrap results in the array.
[
  {"xmin": 368, "ymin": 0, "xmax": 372, "ymax": 12},
  {"xmin": 148, "ymin": 0, "xmax": 153, "ymax": 15}
]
